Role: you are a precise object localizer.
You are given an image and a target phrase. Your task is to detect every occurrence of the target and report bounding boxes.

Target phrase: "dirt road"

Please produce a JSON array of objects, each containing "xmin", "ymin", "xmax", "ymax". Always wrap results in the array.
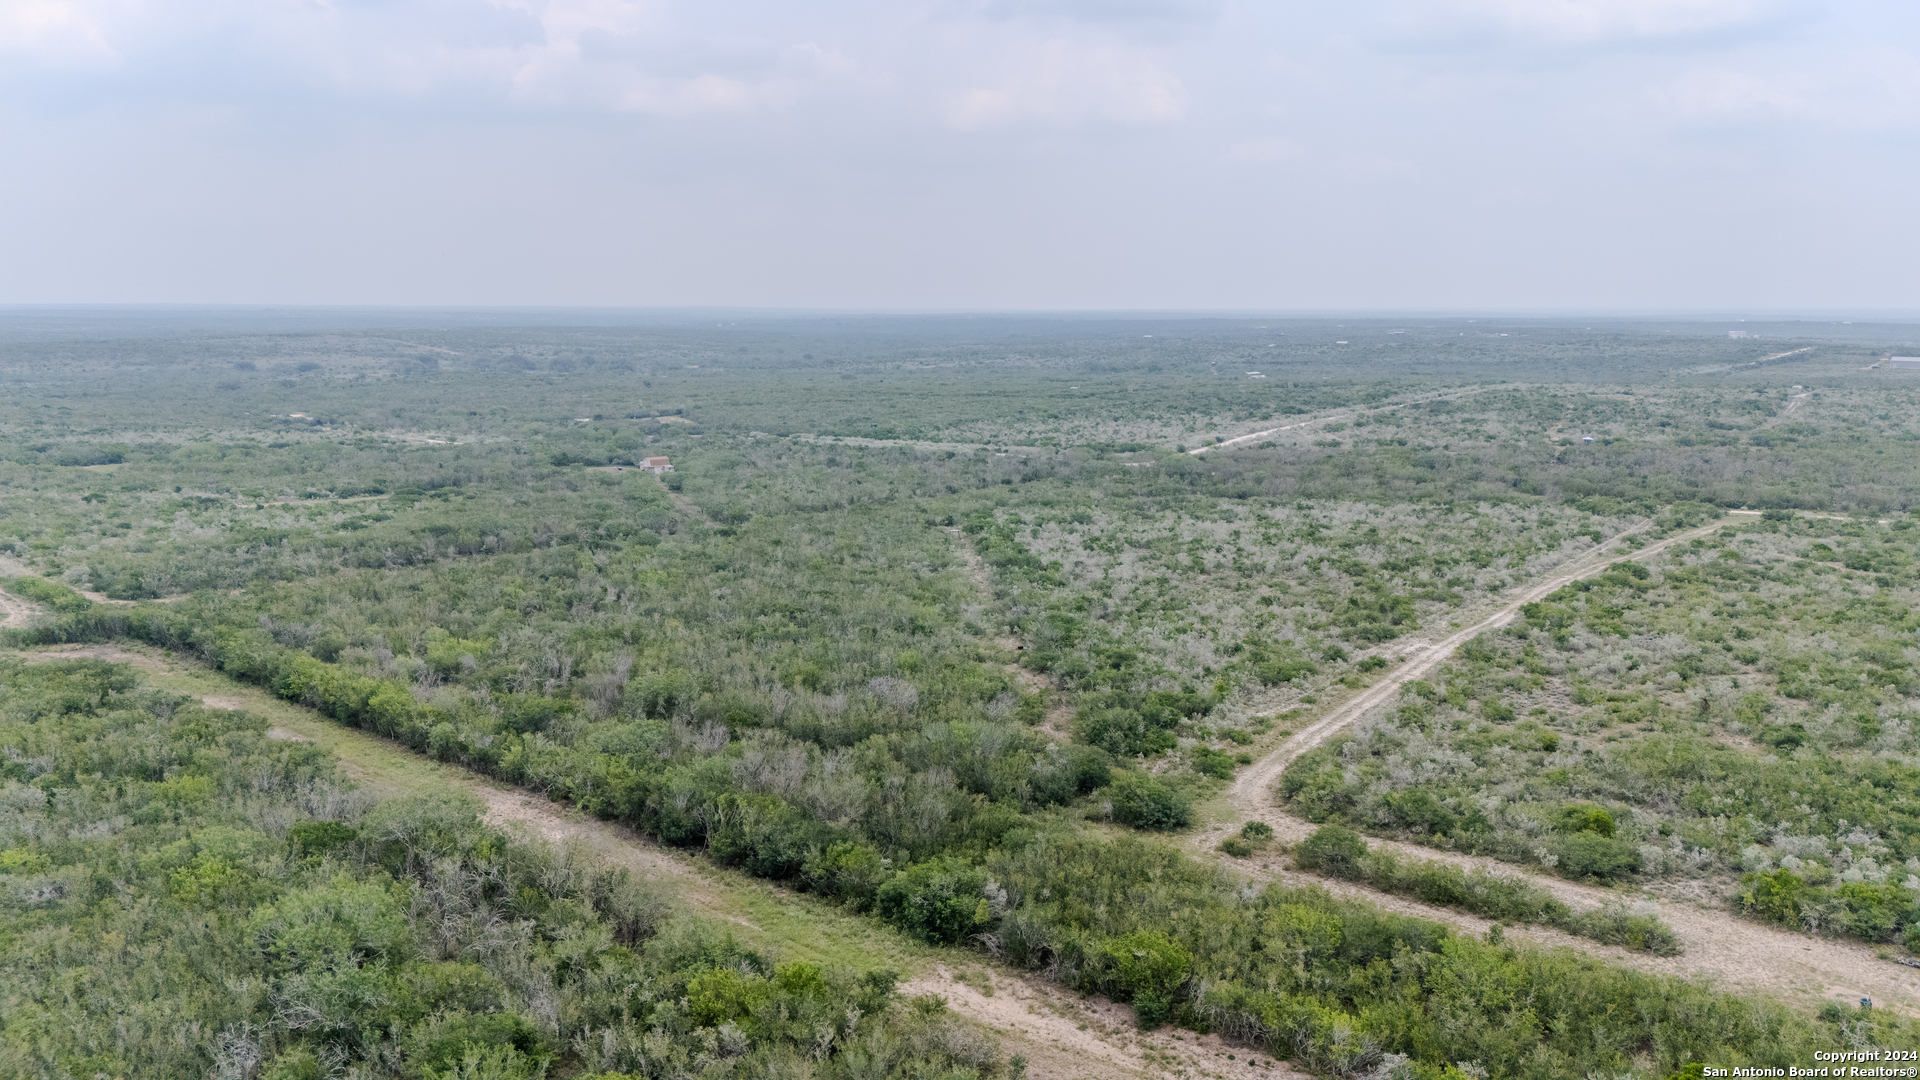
[
  {"xmin": 471, "ymin": 782, "xmax": 1307, "ymax": 1080},
  {"xmin": 10, "ymin": 640, "xmax": 1303, "ymax": 1080},
  {"xmin": 1189, "ymin": 386, "xmax": 1500, "ymax": 455},
  {"xmin": 1195, "ymin": 513, "xmax": 1920, "ymax": 1015},
  {"xmin": 1223, "ymin": 517, "xmax": 1727, "ymax": 795}
]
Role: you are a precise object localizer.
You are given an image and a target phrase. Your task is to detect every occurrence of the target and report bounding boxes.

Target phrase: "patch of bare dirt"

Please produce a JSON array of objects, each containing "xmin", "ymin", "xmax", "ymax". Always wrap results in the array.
[
  {"xmin": 472, "ymin": 784, "xmax": 758, "ymax": 931},
  {"xmin": 902, "ymin": 966, "xmax": 1310, "ymax": 1080},
  {"xmin": 0, "ymin": 587, "xmax": 38, "ymax": 628}
]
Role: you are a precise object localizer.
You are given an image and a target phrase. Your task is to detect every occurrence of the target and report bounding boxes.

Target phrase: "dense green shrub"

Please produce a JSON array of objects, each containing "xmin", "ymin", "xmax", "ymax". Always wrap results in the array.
[
  {"xmin": 1554, "ymin": 802, "xmax": 1618, "ymax": 838},
  {"xmin": 1552, "ymin": 831, "xmax": 1641, "ymax": 881},
  {"xmin": 1105, "ymin": 772, "xmax": 1192, "ymax": 830},
  {"xmin": 1294, "ymin": 824, "xmax": 1369, "ymax": 876},
  {"xmin": 875, "ymin": 857, "xmax": 991, "ymax": 944},
  {"xmin": 1101, "ymin": 931, "xmax": 1192, "ymax": 1028}
]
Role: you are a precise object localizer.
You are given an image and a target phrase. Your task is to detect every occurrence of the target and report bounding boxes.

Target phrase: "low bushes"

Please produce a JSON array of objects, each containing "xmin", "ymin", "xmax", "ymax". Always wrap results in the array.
[
  {"xmin": 984, "ymin": 831, "xmax": 1852, "ymax": 1077},
  {"xmin": 1104, "ymin": 771, "xmax": 1193, "ymax": 830},
  {"xmin": 2, "ymin": 576, "xmax": 91, "ymax": 615},
  {"xmin": 1293, "ymin": 825, "xmax": 1680, "ymax": 955},
  {"xmin": 1739, "ymin": 868, "xmax": 1920, "ymax": 947}
]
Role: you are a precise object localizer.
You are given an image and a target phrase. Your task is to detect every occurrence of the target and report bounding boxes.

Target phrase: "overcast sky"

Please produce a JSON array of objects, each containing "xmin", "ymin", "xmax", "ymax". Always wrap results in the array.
[{"xmin": 3, "ymin": 0, "xmax": 1915, "ymax": 310}]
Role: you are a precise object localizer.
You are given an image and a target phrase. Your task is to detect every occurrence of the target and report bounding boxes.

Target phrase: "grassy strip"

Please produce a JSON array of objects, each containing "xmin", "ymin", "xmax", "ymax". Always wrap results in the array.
[{"xmin": 1292, "ymin": 824, "xmax": 1682, "ymax": 955}]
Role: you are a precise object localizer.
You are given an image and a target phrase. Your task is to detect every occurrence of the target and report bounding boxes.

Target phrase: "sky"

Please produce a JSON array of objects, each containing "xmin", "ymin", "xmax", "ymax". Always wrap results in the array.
[{"xmin": 2, "ymin": 0, "xmax": 1916, "ymax": 310}]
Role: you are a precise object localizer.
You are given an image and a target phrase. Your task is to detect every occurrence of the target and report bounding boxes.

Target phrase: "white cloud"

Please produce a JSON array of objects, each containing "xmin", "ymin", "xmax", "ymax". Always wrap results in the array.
[
  {"xmin": 1655, "ymin": 58, "xmax": 1920, "ymax": 128},
  {"xmin": 0, "ymin": 0, "xmax": 119, "ymax": 65},
  {"xmin": 945, "ymin": 39, "xmax": 1186, "ymax": 128},
  {"xmin": 0, "ymin": 0, "xmax": 831, "ymax": 117},
  {"xmin": 951, "ymin": 0, "xmax": 1221, "ymax": 25},
  {"xmin": 1391, "ymin": 0, "xmax": 1804, "ymax": 48}
]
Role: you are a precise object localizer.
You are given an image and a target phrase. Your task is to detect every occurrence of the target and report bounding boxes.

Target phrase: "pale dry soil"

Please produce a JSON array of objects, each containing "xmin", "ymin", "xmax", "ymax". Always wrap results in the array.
[
  {"xmin": 0, "ymin": 587, "xmax": 37, "ymax": 628},
  {"xmin": 7, "ymin": 640, "xmax": 1300, "ymax": 1080},
  {"xmin": 1192, "ymin": 514, "xmax": 1920, "ymax": 1017}
]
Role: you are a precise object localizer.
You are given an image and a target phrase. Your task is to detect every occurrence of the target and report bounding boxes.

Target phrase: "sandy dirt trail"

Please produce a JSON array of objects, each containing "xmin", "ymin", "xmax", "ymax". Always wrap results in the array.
[
  {"xmin": 1194, "ymin": 514, "xmax": 1920, "ymax": 1015},
  {"xmin": 0, "ymin": 554, "xmax": 45, "ymax": 627},
  {"xmin": 0, "ymin": 591, "xmax": 37, "ymax": 628},
  {"xmin": 11, "ymin": 641, "xmax": 1302, "ymax": 1080},
  {"xmin": 472, "ymin": 784, "xmax": 1308, "ymax": 1080},
  {"xmin": 1189, "ymin": 386, "xmax": 1500, "ymax": 455}
]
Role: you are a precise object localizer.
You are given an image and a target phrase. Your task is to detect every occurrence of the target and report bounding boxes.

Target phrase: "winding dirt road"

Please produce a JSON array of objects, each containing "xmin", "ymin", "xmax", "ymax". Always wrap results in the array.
[{"xmin": 1194, "ymin": 514, "xmax": 1920, "ymax": 1015}]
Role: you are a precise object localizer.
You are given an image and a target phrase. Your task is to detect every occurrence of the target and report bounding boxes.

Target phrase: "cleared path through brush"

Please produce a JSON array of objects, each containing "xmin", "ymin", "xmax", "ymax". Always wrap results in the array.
[
  {"xmin": 9, "ymin": 641, "xmax": 1306, "ymax": 1080},
  {"xmin": 1195, "ymin": 515, "xmax": 1920, "ymax": 1015}
]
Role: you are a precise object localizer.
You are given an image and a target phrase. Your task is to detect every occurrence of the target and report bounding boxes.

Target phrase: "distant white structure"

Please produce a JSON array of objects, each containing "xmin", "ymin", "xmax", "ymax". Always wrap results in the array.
[
  {"xmin": 1582, "ymin": 436, "xmax": 1595, "ymax": 443},
  {"xmin": 1246, "ymin": 372, "xmax": 1265, "ymax": 378},
  {"xmin": 1890, "ymin": 357, "xmax": 1920, "ymax": 369},
  {"xmin": 642, "ymin": 456, "xmax": 674, "ymax": 474},
  {"xmin": 1728, "ymin": 330, "xmax": 1750, "ymax": 339}
]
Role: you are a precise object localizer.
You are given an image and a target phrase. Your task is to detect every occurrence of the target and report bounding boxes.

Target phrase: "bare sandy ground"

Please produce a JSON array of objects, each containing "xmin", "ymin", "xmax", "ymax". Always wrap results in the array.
[{"xmin": 0, "ymin": 588, "xmax": 37, "ymax": 629}]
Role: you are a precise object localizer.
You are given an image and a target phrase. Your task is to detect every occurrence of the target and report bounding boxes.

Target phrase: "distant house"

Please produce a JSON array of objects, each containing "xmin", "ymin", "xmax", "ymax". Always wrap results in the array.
[
  {"xmin": 641, "ymin": 456, "xmax": 674, "ymax": 474},
  {"xmin": 1890, "ymin": 357, "xmax": 1920, "ymax": 369}
]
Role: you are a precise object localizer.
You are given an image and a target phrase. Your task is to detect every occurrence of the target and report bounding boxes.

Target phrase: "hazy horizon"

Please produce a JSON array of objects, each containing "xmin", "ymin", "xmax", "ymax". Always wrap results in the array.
[{"xmin": 5, "ymin": 0, "xmax": 1916, "ymax": 310}]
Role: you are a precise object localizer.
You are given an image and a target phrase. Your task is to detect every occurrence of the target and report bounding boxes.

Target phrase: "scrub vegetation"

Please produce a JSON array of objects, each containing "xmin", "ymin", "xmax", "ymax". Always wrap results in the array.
[
  {"xmin": 0, "ymin": 659, "xmax": 1010, "ymax": 1080},
  {"xmin": 3, "ymin": 312, "xmax": 1920, "ymax": 1077}
]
